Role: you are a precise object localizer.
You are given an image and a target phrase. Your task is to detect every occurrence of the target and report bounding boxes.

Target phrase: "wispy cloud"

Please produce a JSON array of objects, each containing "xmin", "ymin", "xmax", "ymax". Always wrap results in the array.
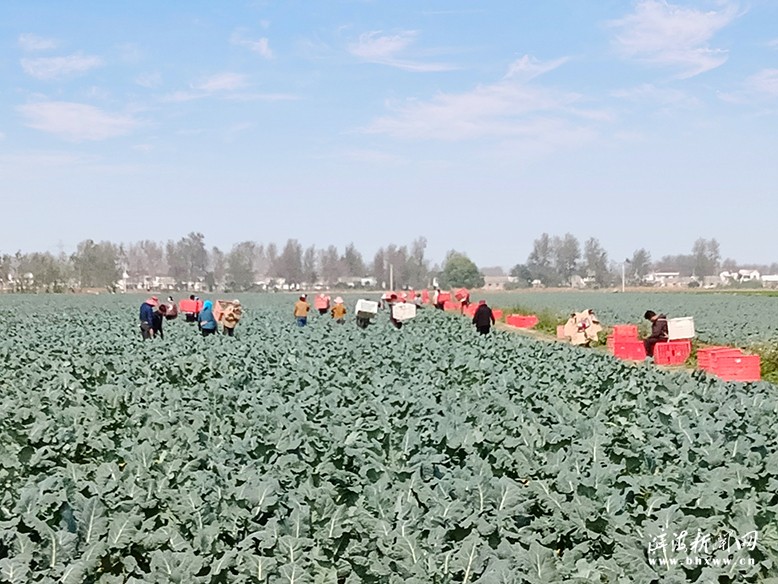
[
  {"xmin": 18, "ymin": 33, "xmax": 57, "ymax": 51},
  {"xmin": 612, "ymin": 83, "xmax": 701, "ymax": 108},
  {"xmin": 718, "ymin": 68, "xmax": 778, "ymax": 104},
  {"xmin": 608, "ymin": 0, "xmax": 740, "ymax": 78},
  {"xmin": 195, "ymin": 72, "xmax": 248, "ymax": 92},
  {"xmin": 162, "ymin": 72, "xmax": 297, "ymax": 103},
  {"xmin": 18, "ymin": 102, "xmax": 138, "ymax": 141},
  {"xmin": 162, "ymin": 72, "xmax": 247, "ymax": 102},
  {"xmin": 349, "ymin": 31, "xmax": 457, "ymax": 72},
  {"xmin": 747, "ymin": 69, "xmax": 778, "ymax": 97},
  {"xmin": 231, "ymin": 31, "xmax": 274, "ymax": 59},
  {"xmin": 361, "ymin": 57, "xmax": 600, "ymax": 142},
  {"xmin": 136, "ymin": 72, "xmax": 162, "ymax": 88},
  {"xmin": 504, "ymin": 55, "xmax": 570, "ymax": 81},
  {"xmin": 21, "ymin": 53, "xmax": 103, "ymax": 80}
]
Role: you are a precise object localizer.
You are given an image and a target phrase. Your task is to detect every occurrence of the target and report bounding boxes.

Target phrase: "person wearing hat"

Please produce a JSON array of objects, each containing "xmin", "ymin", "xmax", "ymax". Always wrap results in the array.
[
  {"xmin": 222, "ymin": 299, "xmax": 243, "ymax": 337},
  {"xmin": 197, "ymin": 300, "xmax": 218, "ymax": 337},
  {"xmin": 139, "ymin": 296, "xmax": 158, "ymax": 339},
  {"xmin": 330, "ymin": 297, "xmax": 347, "ymax": 323},
  {"xmin": 472, "ymin": 299, "xmax": 495, "ymax": 335},
  {"xmin": 294, "ymin": 294, "xmax": 311, "ymax": 327}
]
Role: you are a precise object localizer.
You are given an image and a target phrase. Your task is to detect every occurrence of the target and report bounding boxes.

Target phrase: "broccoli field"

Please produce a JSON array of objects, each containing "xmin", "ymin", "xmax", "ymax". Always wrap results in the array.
[{"xmin": 1, "ymin": 294, "xmax": 778, "ymax": 583}]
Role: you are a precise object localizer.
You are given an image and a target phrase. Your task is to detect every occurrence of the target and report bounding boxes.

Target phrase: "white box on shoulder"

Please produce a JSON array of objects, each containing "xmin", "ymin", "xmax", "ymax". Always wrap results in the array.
[
  {"xmin": 668, "ymin": 316, "xmax": 695, "ymax": 340},
  {"xmin": 355, "ymin": 299, "xmax": 378, "ymax": 317},
  {"xmin": 392, "ymin": 303, "xmax": 417, "ymax": 322}
]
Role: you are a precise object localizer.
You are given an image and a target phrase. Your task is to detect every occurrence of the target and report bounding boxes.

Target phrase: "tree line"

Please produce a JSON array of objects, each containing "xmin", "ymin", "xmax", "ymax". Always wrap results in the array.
[
  {"xmin": 508, "ymin": 234, "xmax": 776, "ymax": 288},
  {"xmin": 0, "ymin": 234, "xmax": 440, "ymax": 293},
  {"xmin": 1, "ymin": 232, "xmax": 772, "ymax": 293}
]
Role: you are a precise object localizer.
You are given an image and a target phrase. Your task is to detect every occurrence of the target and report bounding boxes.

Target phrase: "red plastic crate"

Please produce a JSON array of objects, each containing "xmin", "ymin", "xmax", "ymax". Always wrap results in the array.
[
  {"xmin": 699, "ymin": 347, "xmax": 743, "ymax": 372},
  {"xmin": 712, "ymin": 354, "xmax": 761, "ymax": 382},
  {"xmin": 696, "ymin": 346, "xmax": 729, "ymax": 370},
  {"xmin": 506, "ymin": 314, "xmax": 539, "ymax": 328},
  {"xmin": 654, "ymin": 340, "xmax": 692, "ymax": 365},
  {"xmin": 613, "ymin": 339, "xmax": 646, "ymax": 361},
  {"xmin": 492, "ymin": 309, "xmax": 503, "ymax": 321},
  {"xmin": 612, "ymin": 324, "xmax": 639, "ymax": 339}
]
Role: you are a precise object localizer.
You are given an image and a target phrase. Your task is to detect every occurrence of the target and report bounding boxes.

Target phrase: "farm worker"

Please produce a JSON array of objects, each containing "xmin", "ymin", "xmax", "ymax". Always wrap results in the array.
[
  {"xmin": 455, "ymin": 288, "xmax": 470, "ymax": 312},
  {"xmin": 152, "ymin": 303, "xmax": 168, "ymax": 340},
  {"xmin": 222, "ymin": 299, "xmax": 243, "ymax": 337},
  {"xmin": 182, "ymin": 294, "xmax": 198, "ymax": 322},
  {"xmin": 330, "ymin": 297, "xmax": 347, "ymax": 323},
  {"xmin": 643, "ymin": 310, "xmax": 669, "ymax": 358},
  {"xmin": 164, "ymin": 296, "xmax": 179, "ymax": 320},
  {"xmin": 198, "ymin": 300, "xmax": 218, "ymax": 337},
  {"xmin": 472, "ymin": 300, "xmax": 495, "ymax": 335},
  {"xmin": 139, "ymin": 296, "xmax": 158, "ymax": 340},
  {"xmin": 314, "ymin": 293, "xmax": 331, "ymax": 315},
  {"xmin": 386, "ymin": 293, "xmax": 403, "ymax": 329},
  {"xmin": 294, "ymin": 294, "xmax": 311, "ymax": 327},
  {"xmin": 433, "ymin": 288, "xmax": 445, "ymax": 310}
]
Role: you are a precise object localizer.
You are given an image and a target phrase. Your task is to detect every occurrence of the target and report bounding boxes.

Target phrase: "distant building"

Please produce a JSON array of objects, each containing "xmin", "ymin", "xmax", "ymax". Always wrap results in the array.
[
  {"xmin": 645, "ymin": 272, "xmax": 682, "ymax": 287},
  {"xmin": 482, "ymin": 275, "xmax": 517, "ymax": 290}
]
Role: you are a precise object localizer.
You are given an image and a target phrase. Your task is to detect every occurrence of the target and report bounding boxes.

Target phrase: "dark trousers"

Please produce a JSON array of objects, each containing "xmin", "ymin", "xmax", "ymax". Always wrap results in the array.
[
  {"xmin": 202, "ymin": 328, "xmax": 216, "ymax": 337},
  {"xmin": 644, "ymin": 337, "xmax": 665, "ymax": 357},
  {"xmin": 318, "ymin": 308, "xmax": 327, "ymax": 315},
  {"xmin": 477, "ymin": 325, "xmax": 491, "ymax": 335},
  {"xmin": 140, "ymin": 322, "xmax": 153, "ymax": 340},
  {"xmin": 224, "ymin": 327, "xmax": 235, "ymax": 337}
]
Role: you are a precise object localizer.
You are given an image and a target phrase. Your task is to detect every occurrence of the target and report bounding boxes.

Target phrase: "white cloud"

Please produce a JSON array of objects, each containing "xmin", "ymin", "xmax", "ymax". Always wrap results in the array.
[
  {"xmin": 747, "ymin": 69, "xmax": 778, "ymax": 97},
  {"xmin": 608, "ymin": 0, "xmax": 740, "ymax": 78},
  {"xmin": 18, "ymin": 33, "xmax": 57, "ymax": 51},
  {"xmin": 612, "ymin": 83, "xmax": 701, "ymax": 108},
  {"xmin": 195, "ymin": 72, "xmax": 249, "ymax": 92},
  {"xmin": 161, "ymin": 72, "xmax": 280, "ymax": 102},
  {"xmin": 349, "ymin": 31, "xmax": 457, "ymax": 72},
  {"xmin": 136, "ymin": 72, "xmax": 162, "ymax": 88},
  {"xmin": 505, "ymin": 55, "xmax": 570, "ymax": 81},
  {"xmin": 18, "ymin": 102, "xmax": 138, "ymax": 141},
  {"xmin": 21, "ymin": 53, "xmax": 103, "ymax": 80},
  {"xmin": 362, "ymin": 61, "xmax": 601, "ymax": 142},
  {"xmin": 231, "ymin": 31, "xmax": 274, "ymax": 59}
]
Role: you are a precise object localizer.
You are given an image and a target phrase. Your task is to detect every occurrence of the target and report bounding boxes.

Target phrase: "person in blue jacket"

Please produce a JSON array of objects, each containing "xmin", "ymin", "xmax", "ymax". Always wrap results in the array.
[
  {"xmin": 139, "ymin": 296, "xmax": 158, "ymax": 340},
  {"xmin": 197, "ymin": 300, "xmax": 218, "ymax": 337}
]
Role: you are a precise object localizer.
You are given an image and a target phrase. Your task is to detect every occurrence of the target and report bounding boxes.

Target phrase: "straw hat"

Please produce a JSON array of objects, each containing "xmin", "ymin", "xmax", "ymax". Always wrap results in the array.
[{"xmin": 334, "ymin": 296, "xmax": 343, "ymax": 304}]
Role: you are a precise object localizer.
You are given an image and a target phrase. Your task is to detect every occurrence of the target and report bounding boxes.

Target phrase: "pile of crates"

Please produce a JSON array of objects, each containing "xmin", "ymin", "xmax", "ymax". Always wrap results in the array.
[
  {"xmin": 607, "ymin": 324, "xmax": 646, "ymax": 361},
  {"xmin": 606, "ymin": 323, "xmax": 692, "ymax": 365},
  {"xmin": 697, "ymin": 346, "xmax": 761, "ymax": 382}
]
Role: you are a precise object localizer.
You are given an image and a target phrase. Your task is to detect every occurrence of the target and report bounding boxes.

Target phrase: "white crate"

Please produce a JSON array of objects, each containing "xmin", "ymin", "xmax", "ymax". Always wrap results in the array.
[
  {"xmin": 392, "ymin": 303, "xmax": 417, "ymax": 322},
  {"xmin": 668, "ymin": 316, "xmax": 695, "ymax": 340},
  {"xmin": 355, "ymin": 299, "xmax": 378, "ymax": 318}
]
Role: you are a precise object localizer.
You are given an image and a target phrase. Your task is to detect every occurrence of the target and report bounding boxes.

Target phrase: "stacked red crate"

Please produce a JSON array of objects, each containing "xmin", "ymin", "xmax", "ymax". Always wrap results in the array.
[
  {"xmin": 653, "ymin": 340, "xmax": 692, "ymax": 365},
  {"xmin": 712, "ymin": 354, "xmax": 761, "ymax": 382},
  {"xmin": 609, "ymin": 324, "xmax": 645, "ymax": 361}
]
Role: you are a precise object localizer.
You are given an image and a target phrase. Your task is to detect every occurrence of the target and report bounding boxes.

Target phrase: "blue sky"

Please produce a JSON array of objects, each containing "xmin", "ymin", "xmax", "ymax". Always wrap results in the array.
[{"xmin": 1, "ymin": 0, "xmax": 776, "ymax": 268}]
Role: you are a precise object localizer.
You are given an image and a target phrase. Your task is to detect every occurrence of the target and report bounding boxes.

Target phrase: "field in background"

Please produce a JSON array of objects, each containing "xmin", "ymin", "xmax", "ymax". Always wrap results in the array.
[{"xmin": 474, "ymin": 290, "xmax": 778, "ymax": 347}]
